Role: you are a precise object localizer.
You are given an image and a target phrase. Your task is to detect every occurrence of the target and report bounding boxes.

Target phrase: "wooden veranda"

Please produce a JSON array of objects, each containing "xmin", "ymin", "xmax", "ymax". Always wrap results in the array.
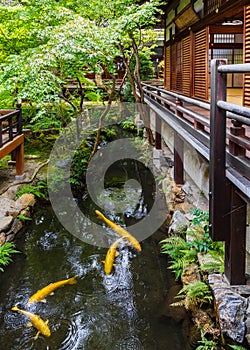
[
  {"xmin": 143, "ymin": 59, "xmax": 250, "ymax": 285},
  {"xmin": 0, "ymin": 105, "xmax": 24, "ymax": 178}
]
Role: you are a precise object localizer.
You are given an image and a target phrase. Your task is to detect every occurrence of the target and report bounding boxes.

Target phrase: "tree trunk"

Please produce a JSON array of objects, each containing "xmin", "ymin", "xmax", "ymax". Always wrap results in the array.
[{"xmin": 88, "ymin": 76, "xmax": 116, "ymax": 163}]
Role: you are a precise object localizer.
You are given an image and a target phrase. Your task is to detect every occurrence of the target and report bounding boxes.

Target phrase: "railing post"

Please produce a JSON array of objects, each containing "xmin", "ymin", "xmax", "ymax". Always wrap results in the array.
[
  {"xmin": 194, "ymin": 120, "xmax": 205, "ymax": 131},
  {"xmin": 224, "ymin": 187, "xmax": 246, "ymax": 285},
  {"xmin": 209, "ymin": 58, "xmax": 247, "ymax": 285},
  {"xmin": 229, "ymin": 120, "xmax": 246, "ymax": 156},
  {"xmin": 209, "ymin": 59, "xmax": 230, "ymax": 242},
  {"xmin": 174, "ymin": 97, "xmax": 184, "ymax": 185},
  {"xmin": 175, "ymin": 97, "xmax": 183, "ymax": 117},
  {"xmin": 157, "ymin": 89, "xmax": 161, "ymax": 104},
  {"xmin": 17, "ymin": 103, "xmax": 22, "ymax": 135},
  {"xmin": 155, "ymin": 113, "xmax": 162, "ymax": 150},
  {"xmin": 174, "ymin": 133, "xmax": 184, "ymax": 185}
]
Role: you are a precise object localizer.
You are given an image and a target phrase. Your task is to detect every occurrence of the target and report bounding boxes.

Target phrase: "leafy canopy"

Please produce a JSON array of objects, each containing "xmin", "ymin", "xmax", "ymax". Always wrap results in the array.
[{"xmin": 0, "ymin": 0, "xmax": 162, "ymax": 115}]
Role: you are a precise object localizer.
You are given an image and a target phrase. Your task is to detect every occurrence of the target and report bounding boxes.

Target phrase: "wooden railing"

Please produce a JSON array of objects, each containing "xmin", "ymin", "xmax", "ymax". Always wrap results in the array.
[
  {"xmin": 0, "ymin": 104, "xmax": 22, "ymax": 147},
  {"xmin": 0, "ymin": 105, "xmax": 24, "ymax": 177},
  {"xmin": 142, "ymin": 59, "xmax": 250, "ymax": 285}
]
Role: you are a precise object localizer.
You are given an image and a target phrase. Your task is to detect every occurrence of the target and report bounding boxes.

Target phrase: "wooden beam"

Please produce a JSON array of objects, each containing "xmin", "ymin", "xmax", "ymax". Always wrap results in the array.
[
  {"xmin": 209, "ymin": 24, "xmax": 243, "ymax": 34},
  {"xmin": 0, "ymin": 134, "xmax": 24, "ymax": 159}
]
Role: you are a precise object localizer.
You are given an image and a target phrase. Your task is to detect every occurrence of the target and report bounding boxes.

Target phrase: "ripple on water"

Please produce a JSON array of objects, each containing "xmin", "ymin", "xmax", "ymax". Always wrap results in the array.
[
  {"xmin": 115, "ymin": 336, "xmax": 144, "ymax": 350},
  {"xmin": 4, "ymin": 309, "xmax": 23, "ymax": 329},
  {"xmin": 57, "ymin": 318, "xmax": 79, "ymax": 350},
  {"xmin": 38, "ymin": 231, "xmax": 58, "ymax": 250}
]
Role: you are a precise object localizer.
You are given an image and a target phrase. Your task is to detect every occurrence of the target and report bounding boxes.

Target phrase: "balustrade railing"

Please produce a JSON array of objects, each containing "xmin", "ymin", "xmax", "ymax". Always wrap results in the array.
[{"xmin": 0, "ymin": 104, "xmax": 22, "ymax": 148}]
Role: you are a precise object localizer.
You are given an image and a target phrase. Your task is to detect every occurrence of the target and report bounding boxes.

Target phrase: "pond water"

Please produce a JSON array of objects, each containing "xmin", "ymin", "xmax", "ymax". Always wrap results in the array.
[{"xmin": 0, "ymin": 160, "xmax": 192, "ymax": 350}]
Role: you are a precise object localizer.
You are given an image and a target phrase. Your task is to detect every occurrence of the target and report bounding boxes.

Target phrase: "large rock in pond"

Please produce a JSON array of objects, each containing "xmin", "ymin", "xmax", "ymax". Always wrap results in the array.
[{"xmin": 13, "ymin": 193, "xmax": 36, "ymax": 212}]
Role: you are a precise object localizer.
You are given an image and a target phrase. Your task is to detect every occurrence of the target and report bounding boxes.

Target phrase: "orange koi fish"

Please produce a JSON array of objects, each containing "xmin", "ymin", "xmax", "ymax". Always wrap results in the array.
[
  {"xmin": 11, "ymin": 305, "xmax": 51, "ymax": 339},
  {"xmin": 28, "ymin": 276, "xmax": 77, "ymax": 304},
  {"xmin": 96, "ymin": 210, "xmax": 141, "ymax": 252}
]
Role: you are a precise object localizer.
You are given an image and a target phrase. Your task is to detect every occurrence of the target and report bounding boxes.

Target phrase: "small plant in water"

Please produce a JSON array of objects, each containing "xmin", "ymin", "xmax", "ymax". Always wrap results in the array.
[{"xmin": 0, "ymin": 242, "xmax": 19, "ymax": 272}]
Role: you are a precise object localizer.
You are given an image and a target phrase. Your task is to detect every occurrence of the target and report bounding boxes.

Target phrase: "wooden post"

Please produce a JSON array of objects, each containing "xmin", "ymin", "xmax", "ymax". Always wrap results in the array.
[
  {"xmin": 209, "ymin": 59, "xmax": 230, "ymax": 241},
  {"xmin": 224, "ymin": 187, "xmax": 246, "ymax": 285},
  {"xmin": 155, "ymin": 114, "xmax": 162, "ymax": 150},
  {"xmin": 157, "ymin": 89, "xmax": 161, "ymax": 104},
  {"xmin": 15, "ymin": 138, "xmax": 24, "ymax": 176},
  {"xmin": 174, "ymin": 133, "xmax": 184, "ymax": 185},
  {"xmin": 174, "ymin": 97, "xmax": 184, "ymax": 185},
  {"xmin": 175, "ymin": 97, "xmax": 183, "ymax": 117}
]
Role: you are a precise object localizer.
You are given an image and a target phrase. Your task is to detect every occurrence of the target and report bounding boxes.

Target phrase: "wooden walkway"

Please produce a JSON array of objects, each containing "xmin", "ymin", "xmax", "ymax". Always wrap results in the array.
[
  {"xmin": 143, "ymin": 60, "xmax": 250, "ymax": 285},
  {"xmin": 0, "ymin": 106, "xmax": 24, "ymax": 178}
]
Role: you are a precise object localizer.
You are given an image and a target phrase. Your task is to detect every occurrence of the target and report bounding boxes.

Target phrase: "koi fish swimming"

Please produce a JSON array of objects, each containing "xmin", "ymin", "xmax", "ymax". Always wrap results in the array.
[
  {"xmin": 28, "ymin": 276, "xmax": 77, "ymax": 304},
  {"xmin": 103, "ymin": 238, "xmax": 123, "ymax": 275},
  {"xmin": 11, "ymin": 305, "xmax": 51, "ymax": 339},
  {"xmin": 95, "ymin": 210, "xmax": 141, "ymax": 252}
]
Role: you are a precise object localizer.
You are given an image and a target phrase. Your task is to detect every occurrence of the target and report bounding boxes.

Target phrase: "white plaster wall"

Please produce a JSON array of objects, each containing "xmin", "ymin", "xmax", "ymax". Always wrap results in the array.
[
  {"xmin": 161, "ymin": 122, "xmax": 209, "ymax": 199},
  {"xmin": 157, "ymin": 120, "xmax": 250, "ymax": 254}
]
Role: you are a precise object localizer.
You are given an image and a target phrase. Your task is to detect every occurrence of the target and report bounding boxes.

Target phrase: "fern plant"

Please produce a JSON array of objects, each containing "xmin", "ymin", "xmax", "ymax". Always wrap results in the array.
[
  {"xmin": 173, "ymin": 281, "xmax": 213, "ymax": 310},
  {"xmin": 16, "ymin": 181, "xmax": 47, "ymax": 199},
  {"xmin": 0, "ymin": 242, "xmax": 19, "ymax": 272},
  {"xmin": 195, "ymin": 333, "xmax": 217, "ymax": 350},
  {"xmin": 160, "ymin": 235, "xmax": 198, "ymax": 279},
  {"xmin": 199, "ymin": 250, "xmax": 224, "ymax": 274}
]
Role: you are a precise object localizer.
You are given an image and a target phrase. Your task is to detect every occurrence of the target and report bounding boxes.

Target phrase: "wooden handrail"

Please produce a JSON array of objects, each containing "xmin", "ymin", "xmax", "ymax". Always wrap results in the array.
[{"xmin": 0, "ymin": 107, "xmax": 22, "ymax": 148}]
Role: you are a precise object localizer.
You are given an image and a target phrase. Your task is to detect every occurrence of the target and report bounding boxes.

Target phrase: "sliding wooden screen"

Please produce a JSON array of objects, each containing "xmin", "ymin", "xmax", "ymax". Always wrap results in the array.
[
  {"xmin": 164, "ymin": 45, "xmax": 171, "ymax": 90},
  {"xmin": 194, "ymin": 28, "xmax": 209, "ymax": 100},
  {"xmin": 244, "ymin": 5, "xmax": 250, "ymax": 107},
  {"xmin": 171, "ymin": 42, "xmax": 177, "ymax": 91},
  {"xmin": 182, "ymin": 35, "xmax": 191, "ymax": 96}
]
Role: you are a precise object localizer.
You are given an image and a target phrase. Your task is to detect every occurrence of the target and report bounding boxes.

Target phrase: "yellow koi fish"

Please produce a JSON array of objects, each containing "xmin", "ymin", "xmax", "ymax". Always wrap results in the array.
[
  {"xmin": 96, "ymin": 210, "xmax": 141, "ymax": 252},
  {"xmin": 103, "ymin": 238, "xmax": 123, "ymax": 275},
  {"xmin": 11, "ymin": 305, "xmax": 51, "ymax": 339},
  {"xmin": 28, "ymin": 276, "xmax": 77, "ymax": 304}
]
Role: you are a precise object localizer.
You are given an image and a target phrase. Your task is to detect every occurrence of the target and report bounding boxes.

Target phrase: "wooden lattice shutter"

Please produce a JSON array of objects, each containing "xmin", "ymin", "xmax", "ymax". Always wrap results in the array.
[
  {"xmin": 182, "ymin": 35, "xmax": 191, "ymax": 96},
  {"xmin": 176, "ymin": 41, "xmax": 182, "ymax": 91},
  {"xmin": 194, "ymin": 28, "xmax": 208, "ymax": 100},
  {"xmin": 165, "ymin": 45, "xmax": 171, "ymax": 90},
  {"xmin": 244, "ymin": 5, "xmax": 250, "ymax": 107},
  {"xmin": 171, "ymin": 43, "xmax": 177, "ymax": 90}
]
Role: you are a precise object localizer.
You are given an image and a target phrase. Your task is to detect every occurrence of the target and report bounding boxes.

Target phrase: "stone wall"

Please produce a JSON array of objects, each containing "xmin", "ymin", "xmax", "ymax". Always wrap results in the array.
[{"xmin": 0, "ymin": 191, "xmax": 36, "ymax": 245}]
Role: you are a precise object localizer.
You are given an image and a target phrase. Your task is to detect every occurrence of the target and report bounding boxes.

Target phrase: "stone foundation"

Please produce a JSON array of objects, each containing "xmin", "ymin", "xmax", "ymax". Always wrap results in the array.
[{"xmin": 0, "ymin": 192, "xmax": 36, "ymax": 245}]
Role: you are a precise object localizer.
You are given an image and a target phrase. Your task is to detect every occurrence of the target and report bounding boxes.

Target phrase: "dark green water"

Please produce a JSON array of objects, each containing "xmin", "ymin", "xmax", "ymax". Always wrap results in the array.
[{"xmin": 0, "ymin": 175, "xmax": 191, "ymax": 349}]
